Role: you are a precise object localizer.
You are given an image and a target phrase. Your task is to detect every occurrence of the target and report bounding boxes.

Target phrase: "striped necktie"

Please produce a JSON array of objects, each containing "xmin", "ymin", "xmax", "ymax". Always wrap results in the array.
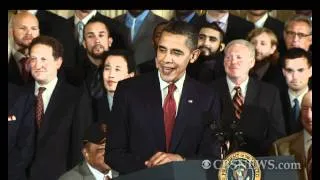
[{"xmin": 233, "ymin": 86, "xmax": 244, "ymax": 120}]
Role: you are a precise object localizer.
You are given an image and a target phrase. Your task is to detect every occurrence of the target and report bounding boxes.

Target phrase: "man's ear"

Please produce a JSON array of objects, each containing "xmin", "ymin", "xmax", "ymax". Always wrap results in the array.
[
  {"xmin": 189, "ymin": 49, "xmax": 201, "ymax": 64},
  {"xmin": 219, "ymin": 43, "xmax": 225, "ymax": 52},
  {"xmin": 108, "ymin": 37, "xmax": 113, "ymax": 48}
]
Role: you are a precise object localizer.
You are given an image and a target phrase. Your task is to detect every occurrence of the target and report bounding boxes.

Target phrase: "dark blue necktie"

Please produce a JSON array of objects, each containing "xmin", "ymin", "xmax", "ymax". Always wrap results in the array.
[{"xmin": 292, "ymin": 98, "xmax": 300, "ymax": 121}]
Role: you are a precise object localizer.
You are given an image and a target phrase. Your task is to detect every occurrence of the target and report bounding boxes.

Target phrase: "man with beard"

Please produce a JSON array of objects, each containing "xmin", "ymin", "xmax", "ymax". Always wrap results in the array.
[
  {"xmin": 187, "ymin": 22, "xmax": 225, "ymax": 84},
  {"xmin": 247, "ymin": 27, "xmax": 283, "ymax": 88},
  {"xmin": 66, "ymin": 17, "xmax": 113, "ymax": 99},
  {"xmin": 8, "ymin": 12, "xmax": 40, "ymax": 85}
]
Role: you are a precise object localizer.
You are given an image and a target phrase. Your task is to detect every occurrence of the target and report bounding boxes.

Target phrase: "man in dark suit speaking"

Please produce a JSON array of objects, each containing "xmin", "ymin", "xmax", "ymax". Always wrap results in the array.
[{"xmin": 106, "ymin": 21, "xmax": 221, "ymax": 174}]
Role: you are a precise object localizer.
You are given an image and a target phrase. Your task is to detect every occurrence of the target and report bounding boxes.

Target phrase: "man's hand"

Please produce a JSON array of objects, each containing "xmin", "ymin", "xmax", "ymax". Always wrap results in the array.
[
  {"xmin": 8, "ymin": 115, "xmax": 16, "ymax": 122},
  {"xmin": 145, "ymin": 152, "xmax": 185, "ymax": 168}
]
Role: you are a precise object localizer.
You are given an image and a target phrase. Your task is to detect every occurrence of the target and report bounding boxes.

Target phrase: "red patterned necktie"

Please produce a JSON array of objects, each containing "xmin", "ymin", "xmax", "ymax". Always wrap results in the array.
[
  {"xmin": 233, "ymin": 86, "xmax": 244, "ymax": 120},
  {"xmin": 163, "ymin": 83, "xmax": 177, "ymax": 152},
  {"xmin": 307, "ymin": 144, "xmax": 312, "ymax": 180},
  {"xmin": 19, "ymin": 57, "xmax": 30, "ymax": 83},
  {"xmin": 35, "ymin": 87, "xmax": 46, "ymax": 128}
]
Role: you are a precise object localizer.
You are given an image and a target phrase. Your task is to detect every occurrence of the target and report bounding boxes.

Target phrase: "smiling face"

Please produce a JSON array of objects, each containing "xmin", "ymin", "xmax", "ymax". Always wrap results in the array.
[
  {"xmin": 29, "ymin": 44, "xmax": 62, "ymax": 85},
  {"xmin": 224, "ymin": 43, "xmax": 255, "ymax": 84},
  {"xmin": 156, "ymin": 31, "xmax": 200, "ymax": 83},
  {"xmin": 103, "ymin": 55, "xmax": 133, "ymax": 95}
]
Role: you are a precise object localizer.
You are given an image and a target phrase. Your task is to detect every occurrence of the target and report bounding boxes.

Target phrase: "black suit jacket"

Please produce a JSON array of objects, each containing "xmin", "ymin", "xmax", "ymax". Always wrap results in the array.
[
  {"xmin": 92, "ymin": 92, "xmax": 112, "ymax": 124},
  {"xmin": 115, "ymin": 12, "xmax": 167, "ymax": 65},
  {"xmin": 211, "ymin": 77, "xmax": 286, "ymax": 156},
  {"xmin": 137, "ymin": 57, "xmax": 157, "ymax": 74},
  {"xmin": 8, "ymin": 56, "xmax": 34, "ymax": 86},
  {"xmin": 171, "ymin": 12, "xmax": 201, "ymax": 26},
  {"xmin": 197, "ymin": 13, "xmax": 254, "ymax": 45},
  {"xmin": 280, "ymin": 90, "xmax": 303, "ymax": 135},
  {"xmin": 107, "ymin": 72, "xmax": 221, "ymax": 174},
  {"xmin": 8, "ymin": 91, "xmax": 35, "ymax": 180},
  {"xmin": 27, "ymin": 79, "xmax": 82, "ymax": 180}
]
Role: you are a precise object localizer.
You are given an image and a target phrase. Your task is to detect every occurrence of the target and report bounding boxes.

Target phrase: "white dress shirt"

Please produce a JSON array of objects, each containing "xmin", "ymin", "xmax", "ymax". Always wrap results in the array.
[
  {"xmin": 74, "ymin": 10, "xmax": 97, "ymax": 26},
  {"xmin": 288, "ymin": 87, "xmax": 309, "ymax": 108},
  {"xmin": 246, "ymin": 12, "xmax": 269, "ymax": 28},
  {"xmin": 34, "ymin": 77, "xmax": 58, "ymax": 113},
  {"xmin": 158, "ymin": 72, "xmax": 186, "ymax": 115},
  {"xmin": 205, "ymin": 12, "xmax": 229, "ymax": 33},
  {"xmin": 87, "ymin": 162, "xmax": 112, "ymax": 179},
  {"xmin": 226, "ymin": 76, "xmax": 249, "ymax": 101}
]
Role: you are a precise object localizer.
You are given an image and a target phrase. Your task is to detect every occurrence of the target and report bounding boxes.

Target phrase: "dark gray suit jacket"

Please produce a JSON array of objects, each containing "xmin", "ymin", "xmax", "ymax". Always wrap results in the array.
[
  {"xmin": 211, "ymin": 77, "xmax": 286, "ymax": 156},
  {"xmin": 59, "ymin": 161, "xmax": 119, "ymax": 180},
  {"xmin": 115, "ymin": 11, "xmax": 167, "ymax": 65}
]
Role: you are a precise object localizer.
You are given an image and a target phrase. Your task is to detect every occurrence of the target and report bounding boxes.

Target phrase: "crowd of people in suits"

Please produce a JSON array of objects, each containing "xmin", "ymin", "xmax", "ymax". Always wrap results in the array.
[{"xmin": 8, "ymin": 10, "xmax": 312, "ymax": 180}]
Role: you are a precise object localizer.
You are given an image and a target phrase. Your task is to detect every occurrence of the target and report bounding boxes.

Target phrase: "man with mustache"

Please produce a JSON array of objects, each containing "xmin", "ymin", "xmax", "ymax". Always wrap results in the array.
[
  {"xmin": 280, "ymin": 48, "xmax": 312, "ymax": 135},
  {"xmin": 66, "ymin": 17, "xmax": 113, "ymax": 99},
  {"xmin": 8, "ymin": 12, "xmax": 39, "ymax": 85},
  {"xmin": 187, "ymin": 22, "xmax": 226, "ymax": 84}
]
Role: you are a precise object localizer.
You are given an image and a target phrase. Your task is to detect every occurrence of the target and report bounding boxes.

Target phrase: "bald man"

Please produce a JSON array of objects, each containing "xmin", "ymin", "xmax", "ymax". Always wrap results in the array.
[
  {"xmin": 272, "ymin": 90, "xmax": 312, "ymax": 180},
  {"xmin": 8, "ymin": 12, "xmax": 39, "ymax": 85}
]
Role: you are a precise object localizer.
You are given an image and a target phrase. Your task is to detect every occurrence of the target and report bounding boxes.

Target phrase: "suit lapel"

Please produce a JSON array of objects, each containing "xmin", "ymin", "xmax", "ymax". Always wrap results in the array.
[
  {"xmin": 170, "ymin": 76, "xmax": 195, "ymax": 152},
  {"xmin": 244, "ymin": 78, "xmax": 258, "ymax": 107},
  {"xmin": 78, "ymin": 161, "xmax": 95, "ymax": 180},
  {"xmin": 132, "ymin": 12, "xmax": 153, "ymax": 43},
  {"xmin": 146, "ymin": 73, "xmax": 166, "ymax": 151},
  {"xmin": 218, "ymin": 78, "xmax": 235, "ymax": 125},
  {"xmin": 291, "ymin": 132, "xmax": 306, "ymax": 166},
  {"xmin": 37, "ymin": 80, "xmax": 65, "ymax": 142}
]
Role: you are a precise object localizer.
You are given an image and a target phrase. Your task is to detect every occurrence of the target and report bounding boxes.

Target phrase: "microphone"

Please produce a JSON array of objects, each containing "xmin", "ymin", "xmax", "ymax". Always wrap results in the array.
[
  {"xmin": 228, "ymin": 120, "xmax": 246, "ymax": 152},
  {"xmin": 202, "ymin": 111, "xmax": 228, "ymax": 159}
]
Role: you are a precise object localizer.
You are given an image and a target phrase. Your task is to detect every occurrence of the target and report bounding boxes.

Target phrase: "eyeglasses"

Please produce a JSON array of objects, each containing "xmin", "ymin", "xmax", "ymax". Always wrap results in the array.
[{"xmin": 286, "ymin": 30, "xmax": 312, "ymax": 39}]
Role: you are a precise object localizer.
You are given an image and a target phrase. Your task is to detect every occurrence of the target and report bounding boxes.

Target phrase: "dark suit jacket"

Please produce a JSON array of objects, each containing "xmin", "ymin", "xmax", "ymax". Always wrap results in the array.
[
  {"xmin": 92, "ymin": 92, "xmax": 112, "ymax": 124},
  {"xmin": 137, "ymin": 57, "xmax": 157, "ymax": 74},
  {"xmin": 58, "ymin": 161, "xmax": 119, "ymax": 180},
  {"xmin": 187, "ymin": 53, "xmax": 226, "ymax": 84},
  {"xmin": 280, "ymin": 90, "xmax": 303, "ymax": 135},
  {"xmin": 171, "ymin": 12, "xmax": 201, "ymax": 26},
  {"xmin": 197, "ymin": 13, "xmax": 254, "ymax": 45},
  {"xmin": 26, "ymin": 79, "xmax": 82, "ymax": 180},
  {"xmin": 107, "ymin": 72, "xmax": 221, "ymax": 174},
  {"xmin": 115, "ymin": 11, "xmax": 167, "ymax": 65},
  {"xmin": 8, "ymin": 56, "xmax": 34, "ymax": 86},
  {"xmin": 211, "ymin": 77, "xmax": 286, "ymax": 156},
  {"xmin": 8, "ymin": 91, "xmax": 35, "ymax": 180}
]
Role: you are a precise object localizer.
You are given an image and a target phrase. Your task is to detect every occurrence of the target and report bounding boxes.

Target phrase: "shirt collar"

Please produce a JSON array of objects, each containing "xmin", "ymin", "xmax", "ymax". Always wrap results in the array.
[
  {"xmin": 11, "ymin": 47, "xmax": 25, "ymax": 63},
  {"xmin": 226, "ymin": 76, "xmax": 249, "ymax": 98},
  {"xmin": 35, "ymin": 76, "xmax": 58, "ymax": 94},
  {"xmin": 180, "ymin": 12, "xmax": 196, "ymax": 23},
  {"xmin": 87, "ymin": 162, "xmax": 112, "ymax": 179},
  {"xmin": 249, "ymin": 13, "xmax": 269, "ymax": 28},
  {"xmin": 74, "ymin": 10, "xmax": 97, "ymax": 25},
  {"xmin": 205, "ymin": 12, "xmax": 229, "ymax": 25},
  {"xmin": 17, "ymin": 10, "xmax": 37, "ymax": 15},
  {"xmin": 126, "ymin": 10, "xmax": 150, "ymax": 23},
  {"xmin": 288, "ymin": 87, "xmax": 309, "ymax": 107},
  {"xmin": 158, "ymin": 71, "xmax": 186, "ymax": 93}
]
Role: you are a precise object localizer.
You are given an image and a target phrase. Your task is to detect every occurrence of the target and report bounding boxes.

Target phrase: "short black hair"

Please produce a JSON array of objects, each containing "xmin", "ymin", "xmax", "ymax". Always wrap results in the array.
[
  {"xmin": 29, "ymin": 35, "xmax": 64, "ymax": 60},
  {"xmin": 282, "ymin": 48, "xmax": 312, "ymax": 68},
  {"xmin": 199, "ymin": 22, "xmax": 225, "ymax": 41},
  {"xmin": 83, "ymin": 17, "xmax": 111, "ymax": 39},
  {"xmin": 161, "ymin": 20, "xmax": 199, "ymax": 51},
  {"xmin": 101, "ymin": 49, "xmax": 136, "ymax": 74}
]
